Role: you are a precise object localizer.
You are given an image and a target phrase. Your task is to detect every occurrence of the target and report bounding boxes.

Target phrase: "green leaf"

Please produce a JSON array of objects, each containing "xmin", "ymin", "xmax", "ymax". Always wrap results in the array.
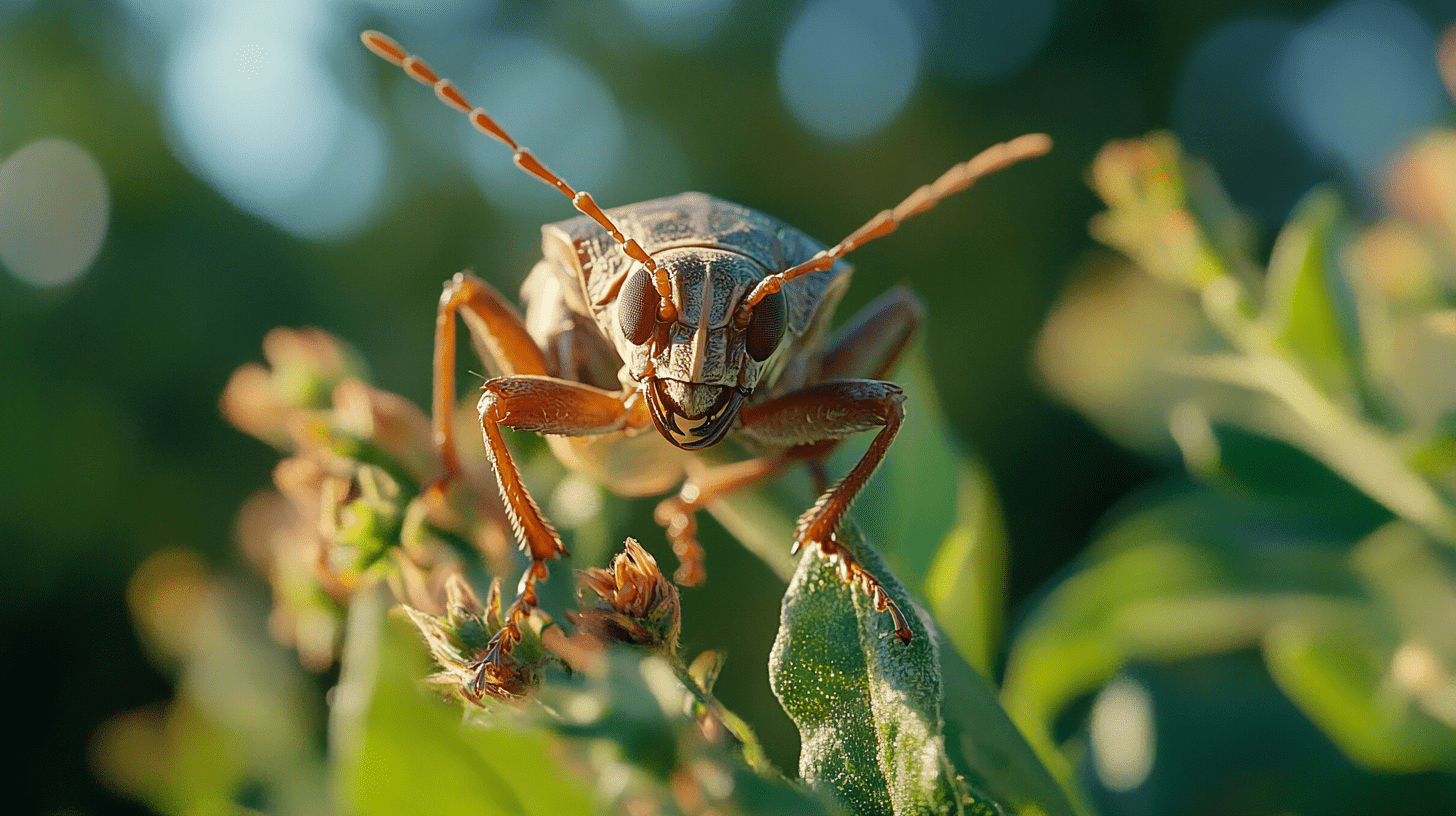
[
  {"xmin": 999, "ymin": 485, "xmax": 1368, "ymax": 795},
  {"xmin": 331, "ymin": 586, "xmax": 595, "ymax": 816},
  {"xmin": 1262, "ymin": 187, "xmax": 1357, "ymax": 400},
  {"xmin": 935, "ymin": 623, "xmax": 1086, "ymax": 816},
  {"xmin": 923, "ymin": 464, "xmax": 1008, "ymax": 678},
  {"xmin": 1264, "ymin": 609, "xmax": 1456, "ymax": 772},
  {"xmin": 772, "ymin": 523, "xmax": 1053, "ymax": 816},
  {"xmin": 770, "ymin": 524, "xmax": 966, "ymax": 815},
  {"xmin": 1265, "ymin": 521, "xmax": 1456, "ymax": 772}
]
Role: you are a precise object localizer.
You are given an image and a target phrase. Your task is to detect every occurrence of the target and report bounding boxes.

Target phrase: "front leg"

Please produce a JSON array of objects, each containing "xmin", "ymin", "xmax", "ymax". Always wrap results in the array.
[
  {"xmin": 654, "ymin": 287, "xmax": 922, "ymax": 586},
  {"xmin": 471, "ymin": 375, "xmax": 650, "ymax": 693},
  {"xmin": 736, "ymin": 380, "xmax": 912, "ymax": 643}
]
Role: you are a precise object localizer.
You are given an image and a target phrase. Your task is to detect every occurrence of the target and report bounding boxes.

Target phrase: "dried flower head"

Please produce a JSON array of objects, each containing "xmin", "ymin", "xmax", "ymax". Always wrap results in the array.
[
  {"xmin": 220, "ymin": 327, "xmax": 366, "ymax": 450},
  {"xmin": 569, "ymin": 538, "xmax": 681, "ymax": 654},
  {"xmin": 221, "ymin": 328, "xmax": 513, "ymax": 670},
  {"xmin": 402, "ymin": 575, "xmax": 553, "ymax": 702}
]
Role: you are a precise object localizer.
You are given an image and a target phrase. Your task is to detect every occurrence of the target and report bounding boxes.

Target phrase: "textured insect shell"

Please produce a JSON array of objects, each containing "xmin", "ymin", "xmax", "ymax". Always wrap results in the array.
[
  {"xmin": 526, "ymin": 193, "xmax": 852, "ymax": 497},
  {"xmin": 538, "ymin": 192, "xmax": 853, "ymax": 403}
]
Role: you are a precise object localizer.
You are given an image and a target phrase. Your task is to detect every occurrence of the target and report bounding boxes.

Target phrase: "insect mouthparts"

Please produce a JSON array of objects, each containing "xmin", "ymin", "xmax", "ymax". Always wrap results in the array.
[{"xmin": 645, "ymin": 379, "xmax": 744, "ymax": 451}]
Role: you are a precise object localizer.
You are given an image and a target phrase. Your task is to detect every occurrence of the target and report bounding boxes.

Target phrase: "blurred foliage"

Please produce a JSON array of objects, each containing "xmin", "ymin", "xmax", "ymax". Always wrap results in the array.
[{"xmin": 1017, "ymin": 90, "xmax": 1456, "ymax": 813}]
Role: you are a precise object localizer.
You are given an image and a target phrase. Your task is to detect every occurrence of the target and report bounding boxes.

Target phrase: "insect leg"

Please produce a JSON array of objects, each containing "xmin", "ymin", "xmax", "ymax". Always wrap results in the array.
[
  {"xmin": 654, "ymin": 455, "xmax": 798, "ymax": 586},
  {"xmin": 735, "ymin": 381, "xmax": 911, "ymax": 642},
  {"xmin": 820, "ymin": 285, "xmax": 924, "ymax": 381},
  {"xmin": 431, "ymin": 272, "xmax": 551, "ymax": 497},
  {"xmin": 475, "ymin": 376, "xmax": 649, "ymax": 663}
]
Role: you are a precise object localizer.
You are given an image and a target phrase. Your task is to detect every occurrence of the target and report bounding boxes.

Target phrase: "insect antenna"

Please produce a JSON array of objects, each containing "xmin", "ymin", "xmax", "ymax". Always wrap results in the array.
[
  {"xmin": 361, "ymin": 30, "xmax": 677, "ymax": 319},
  {"xmin": 736, "ymin": 132, "xmax": 1052, "ymax": 323}
]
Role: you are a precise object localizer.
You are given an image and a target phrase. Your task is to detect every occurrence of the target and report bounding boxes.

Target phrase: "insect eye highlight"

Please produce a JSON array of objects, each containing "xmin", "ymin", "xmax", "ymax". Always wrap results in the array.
[
  {"xmin": 745, "ymin": 290, "xmax": 785, "ymax": 362},
  {"xmin": 618, "ymin": 267, "xmax": 660, "ymax": 345}
]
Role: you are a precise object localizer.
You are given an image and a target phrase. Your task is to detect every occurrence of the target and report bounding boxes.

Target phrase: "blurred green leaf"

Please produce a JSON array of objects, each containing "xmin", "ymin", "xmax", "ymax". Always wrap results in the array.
[
  {"xmin": 120, "ymin": 695, "xmax": 250, "ymax": 816},
  {"xmin": 1179, "ymin": 154, "xmax": 1260, "ymax": 288},
  {"xmin": 1000, "ymin": 485, "xmax": 1365, "ymax": 791},
  {"xmin": 331, "ymin": 586, "xmax": 595, "ymax": 816},
  {"xmin": 1168, "ymin": 350, "xmax": 1456, "ymax": 543},
  {"xmin": 923, "ymin": 464, "xmax": 1008, "ymax": 678},
  {"xmin": 1266, "ymin": 521, "xmax": 1456, "ymax": 773},
  {"xmin": 1262, "ymin": 188, "xmax": 1357, "ymax": 400},
  {"xmin": 1264, "ymin": 608, "xmax": 1456, "ymax": 773}
]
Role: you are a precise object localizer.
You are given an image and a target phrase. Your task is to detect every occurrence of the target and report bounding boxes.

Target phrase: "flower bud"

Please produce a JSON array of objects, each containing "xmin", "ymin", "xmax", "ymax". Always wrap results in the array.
[{"xmin": 569, "ymin": 539, "xmax": 680, "ymax": 653}]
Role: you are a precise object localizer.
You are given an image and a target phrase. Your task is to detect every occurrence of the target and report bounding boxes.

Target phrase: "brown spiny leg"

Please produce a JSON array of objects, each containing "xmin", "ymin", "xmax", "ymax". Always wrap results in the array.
[
  {"xmin": 428, "ymin": 271, "xmax": 550, "ymax": 507},
  {"xmin": 651, "ymin": 288, "xmax": 921, "ymax": 588},
  {"xmin": 473, "ymin": 376, "xmax": 649, "ymax": 669},
  {"xmin": 820, "ymin": 286, "xmax": 923, "ymax": 381},
  {"xmin": 736, "ymin": 380, "xmax": 912, "ymax": 642}
]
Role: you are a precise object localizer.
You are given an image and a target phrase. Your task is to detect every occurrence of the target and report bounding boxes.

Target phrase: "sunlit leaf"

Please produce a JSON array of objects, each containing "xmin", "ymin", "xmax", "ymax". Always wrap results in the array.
[
  {"xmin": 770, "ymin": 524, "xmax": 971, "ymax": 815},
  {"xmin": 1000, "ymin": 485, "xmax": 1367, "ymax": 794},
  {"xmin": 1268, "ymin": 521, "xmax": 1456, "ymax": 772},
  {"xmin": 1263, "ymin": 187, "xmax": 1358, "ymax": 400},
  {"xmin": 1264, "ymin": 610, "xmax": 1456, "ymax": 773},
  {"xmin": 771, "ymin": 524, "xmax": 1071, "ymax": 815},
  {"xmin": 923, "ymin": 464, "xmax": 1007, "ymax": 677}
]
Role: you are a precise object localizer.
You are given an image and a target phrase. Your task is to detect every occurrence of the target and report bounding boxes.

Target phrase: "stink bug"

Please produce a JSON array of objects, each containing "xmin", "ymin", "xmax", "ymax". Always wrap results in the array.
[{"xmin": 361, "ymin": 30, "xmax": 1049, "ymax": 686}]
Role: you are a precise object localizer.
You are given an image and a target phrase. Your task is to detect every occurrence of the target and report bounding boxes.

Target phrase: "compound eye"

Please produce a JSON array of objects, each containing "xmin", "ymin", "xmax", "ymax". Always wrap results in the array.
[
  {"xmin": 745, "ymin": 290, "xmax": 785, "ymax": 362},
  {"xmin": 618, "ymin": 267, "xmax": 660, "ymax": 346}
]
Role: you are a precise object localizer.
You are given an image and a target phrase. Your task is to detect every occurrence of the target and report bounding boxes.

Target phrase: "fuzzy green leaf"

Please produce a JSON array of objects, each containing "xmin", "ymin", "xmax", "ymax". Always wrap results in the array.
[{"xmin": 770, "ymin": 524, "xmax": 989, "ymax": 816}]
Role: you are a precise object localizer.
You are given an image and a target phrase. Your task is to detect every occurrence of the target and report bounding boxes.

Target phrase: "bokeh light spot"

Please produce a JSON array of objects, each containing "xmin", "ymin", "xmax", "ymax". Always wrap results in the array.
[
  {"xmin": 551, "ymin": 472, "xmax": 605, "ymax": 529},
  {"xmin": 776, "ymin": 0, "xmax": 921, "ymax": 142},
  {"xmin": 623, "ymin": 0, "xmax": 736, "ymax": 51},
  {"xmin": 0, "ymin": 138, "xmax": 110, "ymax": 288},
  {"xmin": 1090, "ymin": 676, "xmax": 1156, "ymax": 793},
  {"xmin": 1276, "ymin": 0, "xmax": 1445, "ymax": 194},
  {"xmin": 164, "ymin": 12, "xmax": 386, "ymax": 239}
]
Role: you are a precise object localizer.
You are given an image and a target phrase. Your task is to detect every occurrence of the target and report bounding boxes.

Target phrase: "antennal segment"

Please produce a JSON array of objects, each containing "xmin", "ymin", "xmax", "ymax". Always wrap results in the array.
[
  {"xmin": 361, "ymin": 31, "xmax": 676, "ymax": 318},
  {"xmin": 736, "ymin": 132, "xmax": 1052, "ymax": 323}
]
